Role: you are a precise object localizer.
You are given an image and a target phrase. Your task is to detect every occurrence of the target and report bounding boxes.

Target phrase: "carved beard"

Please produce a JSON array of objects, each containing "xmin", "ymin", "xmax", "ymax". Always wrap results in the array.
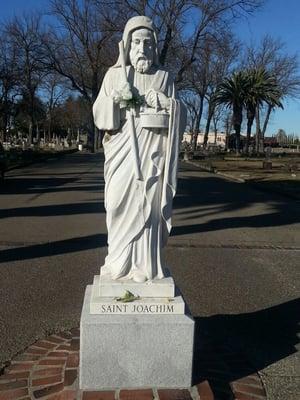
[{"xmin": 130, "ymin": 54, "xmax": 153, "ymax": 73}]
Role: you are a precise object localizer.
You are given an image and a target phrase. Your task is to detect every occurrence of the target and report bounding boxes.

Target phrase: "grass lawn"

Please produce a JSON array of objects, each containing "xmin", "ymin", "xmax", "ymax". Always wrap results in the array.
[{"xmin": 194, "ymin": 155, "xmax": 300, "ymax": 199}]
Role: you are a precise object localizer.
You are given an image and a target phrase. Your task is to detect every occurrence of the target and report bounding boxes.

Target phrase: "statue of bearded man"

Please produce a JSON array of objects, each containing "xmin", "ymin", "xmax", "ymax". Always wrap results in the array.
[{"xmin": 93, "ymin": 16, "xmax": 186, "ymax": 283}]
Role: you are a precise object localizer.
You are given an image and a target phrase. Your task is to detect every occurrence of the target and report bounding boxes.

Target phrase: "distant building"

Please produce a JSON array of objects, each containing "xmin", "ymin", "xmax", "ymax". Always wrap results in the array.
[
  {"xmin": 263, "ymin": 136, "xmax": 278, "ymax": 147},
  {"xmin": 182, "ymin": 132, "xmax": 227, "ymax": 148}
]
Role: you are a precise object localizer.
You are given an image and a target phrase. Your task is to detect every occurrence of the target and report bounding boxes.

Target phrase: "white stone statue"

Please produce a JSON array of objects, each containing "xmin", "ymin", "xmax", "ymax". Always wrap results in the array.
[{"xmin": 93, "ymin": 16, "xmax": 186, "ymax": 283}]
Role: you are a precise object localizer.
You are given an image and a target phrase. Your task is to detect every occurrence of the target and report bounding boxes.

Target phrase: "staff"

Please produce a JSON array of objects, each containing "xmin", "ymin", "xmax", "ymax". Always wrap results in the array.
[{"xmin": 118, "ymin": 40, "xmax": 142, "ymax": 181}]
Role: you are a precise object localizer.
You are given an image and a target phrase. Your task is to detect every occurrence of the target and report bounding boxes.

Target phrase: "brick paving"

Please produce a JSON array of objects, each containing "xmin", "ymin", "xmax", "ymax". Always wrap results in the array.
[{"xmin": 0, "ymin": 329, "xmax": 267, "ymax": 400}]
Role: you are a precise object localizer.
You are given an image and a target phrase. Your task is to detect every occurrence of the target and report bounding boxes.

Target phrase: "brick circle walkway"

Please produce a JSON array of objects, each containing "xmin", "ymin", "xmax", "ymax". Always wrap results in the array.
[{"xmin": 0, "ymin": 328, "xmax": 267, "ymax": 400}]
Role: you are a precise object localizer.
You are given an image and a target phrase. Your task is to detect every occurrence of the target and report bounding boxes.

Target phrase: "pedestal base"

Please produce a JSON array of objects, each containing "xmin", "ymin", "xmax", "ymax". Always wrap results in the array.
[
  {"xmin": 80, "ymin": 286, "xmax": 194, "ymax": 389},
  {"xmin": 90, "ymin": 275, "xmax": 185, "ymax": 314},
  {"xmin": 98, "ymin": 273, "xmax": 175, "ymax": 297}
]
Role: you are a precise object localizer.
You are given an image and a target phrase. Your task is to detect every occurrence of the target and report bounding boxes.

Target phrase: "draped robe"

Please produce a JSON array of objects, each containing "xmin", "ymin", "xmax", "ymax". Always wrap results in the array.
[{"xmin": 93, "ymin": 65, "xmax": 184, "ymax": 281}]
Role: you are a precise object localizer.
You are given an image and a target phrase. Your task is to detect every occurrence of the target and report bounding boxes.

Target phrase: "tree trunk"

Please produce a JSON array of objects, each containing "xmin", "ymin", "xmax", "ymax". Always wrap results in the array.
[
  {"xmin": 261, "ymin": 104, "xmax": 273, "ymax": 139},
  {"xmin": 192, "ymin": 95, "xmax": 204, "ymax": 151},
  {"xmin": 233, "ymin": 105, "xmax": 242, "ymax": 154},
  {"xmin": 29, "ymin": 89, "xmax": 35, "ymax": 145},
  {"xmin": 203, "ymin": 116, "xmax": 211, "ymax": 148},
  {"xmin": 212, "ymin": 114, "xmax": 218, "ymax": 144},
  {"xmin": 159, "ymin": 25, "xmax": 172, "ymax": 66},
  {"xmin": 47, "ymin": 115, "xmax": 52, "ymax": 144},
  {"xmin": 234, "ymin": 123, "xmax": 241, "ymax": 154},
  {"xmin": 2, "ymin": 94, "xmax": 9, "ymax": 143},
  {"xmin": 255, "ymin": 106, "xmax": 262, "ymax": 153},
  {"xmin": 245, "ymin": 120, "xmax": 251, "ymax": 155},
  {"xmin": 36, "ymin": 123, "xmax": 40, "ymax": 144},
  {"xmin": 203, "ymin": 103, "xmax": 214, "ymax": 149},
  {"xmin": 224, "ymin": 114, "xmax": 232, "ymax": 151},
  {"xmin": 28, "ymin": 121, "xmax": 33, "ymax": 145},
  {"xmin": 214, "ymin": 128, "xmax": 217, "ymax": 144},
  {"xmin": 245, "ymin": 111, "xmax": 255, "ymax": 155}
]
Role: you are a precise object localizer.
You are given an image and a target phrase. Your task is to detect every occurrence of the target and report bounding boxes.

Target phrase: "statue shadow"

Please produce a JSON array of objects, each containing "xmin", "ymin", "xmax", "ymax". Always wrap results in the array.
[
  {"xmin": 0, "ymin": 175, "xmax": 104, "ymax": 196},
  {"xmin": 0, "ymin": 202, "xmax": 105, "ymax": 219},
  {"xmin": 0, "ymin": 233, "xmax": 107, "ymax": 264},
  {"xmin": 172, "ymin": 165, "xmax": 300, "ymax": 235},
  {"xmin": 192, "ymin": 298, "xmax": 300, "ymax": 398}
]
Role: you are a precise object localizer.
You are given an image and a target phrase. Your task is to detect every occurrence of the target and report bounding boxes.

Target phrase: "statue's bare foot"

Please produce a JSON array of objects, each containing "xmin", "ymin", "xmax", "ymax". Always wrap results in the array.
[{"xmin": 132, "ymin": 271, "xmax": 147, "ymax": 283}]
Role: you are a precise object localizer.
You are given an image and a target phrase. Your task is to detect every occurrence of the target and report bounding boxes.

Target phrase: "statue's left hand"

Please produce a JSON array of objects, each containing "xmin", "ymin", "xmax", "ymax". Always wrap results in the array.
[{"xmin": 145, "ymin": 89, "xmax": 170, "ymax": 110}]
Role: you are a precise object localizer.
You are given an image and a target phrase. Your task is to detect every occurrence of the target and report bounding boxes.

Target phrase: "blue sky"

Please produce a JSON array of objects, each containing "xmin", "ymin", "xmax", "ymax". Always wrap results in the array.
[
  {"xmin": 234, "ymin": 0, "xmax": 300, "ymax": 136},
  {"xmin": 0, "ymin": 0, "xmax": 49, "ymax": 19},
  {"xmin": 1, "ymin": 0, "xmax": 300, "ymax": 136}
]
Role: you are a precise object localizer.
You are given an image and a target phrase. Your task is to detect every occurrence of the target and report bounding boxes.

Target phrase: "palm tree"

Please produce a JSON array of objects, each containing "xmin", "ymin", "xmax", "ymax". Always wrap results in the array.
[
  {"xmin": 215, "ymin": 71, "xmax": 249, "ymax": 154},
  {"xmin": 244, "ymin": 68, "xmax": 283, "ymax": 154}
]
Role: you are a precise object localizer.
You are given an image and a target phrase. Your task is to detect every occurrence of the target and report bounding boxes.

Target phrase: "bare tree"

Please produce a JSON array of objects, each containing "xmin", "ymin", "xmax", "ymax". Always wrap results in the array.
[
  {"xmin": 203, "ymin": 31, "xmax": 240, "ymax": 148},
  {"xmin": 246, "ymin": 35, "xmax": 300, "ymax": 142},
  {"xmin": 211, "ymin": 104, "xmax": 225, "ymax": 143},
  {"xmin": 100, "ymin": 0, "xmax": 262, "ymax": 79},
  {"xmin": 42, "ymin": 72, "xmax": 69, "ymax": 142},
  {"xmin": 222, "ymin": 109, "xmax": 233, "ymax": 149},
  {"xmin": 5, "ymin": 14, "xmax": 45, "ymax": 144},
  {"xmin": 184, "ymin": 48, "xmax": 210, "ymax": 150},
  {"xmin": 0, "ymin": 29, "xmax": 20, "ymax": 142},
  {"xmin": 181, "ymin": 90, "xmax": 199, "ymax": 135},
  {"xmin": 0, "ymin": 0, "xmax": 264, "ymax": 147},
  {"xmin": 182, "ymin": 29, "xmax": 239, "ymax": 150},
  {"xmin": 53, "ymin": 96, "xmax": 91, "ymax": 142},
  {"xmin": 42, "ymin": 0, "xmax": 119, "ymax": 151}
]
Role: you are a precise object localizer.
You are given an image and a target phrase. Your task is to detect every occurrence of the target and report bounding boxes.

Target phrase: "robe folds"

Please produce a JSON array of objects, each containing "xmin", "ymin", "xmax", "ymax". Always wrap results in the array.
[{"xmin": 93, "ymin": 65, "xmax": 186, "ymax": 281}]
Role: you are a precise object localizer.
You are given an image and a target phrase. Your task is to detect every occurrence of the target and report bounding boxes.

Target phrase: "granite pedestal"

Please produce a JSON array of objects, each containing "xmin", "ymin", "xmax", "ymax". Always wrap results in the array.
[
  {"xmin": 80, "ymin": 285, "xmax": 194, "ymax": 389},
  {"xmin": 98, "ymin": 273, "xmax": 175, "ymax": 297},
  {"xmin": 90, "ymin": 275, "xmax": 185, "ymax": 314}
]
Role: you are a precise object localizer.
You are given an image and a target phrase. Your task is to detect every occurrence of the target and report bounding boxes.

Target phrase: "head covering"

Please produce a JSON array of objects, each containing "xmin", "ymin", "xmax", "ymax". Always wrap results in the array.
[{"xmin": 114, "ymin": 16, "xmax": 159, "ymax": 67}]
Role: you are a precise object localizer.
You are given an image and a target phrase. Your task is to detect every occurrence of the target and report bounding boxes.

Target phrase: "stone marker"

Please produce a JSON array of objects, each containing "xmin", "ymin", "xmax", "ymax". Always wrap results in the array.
[
  {"xmin": 81, "ymin": 286, "xmax": 194, "ymax": 389},
  {"xmin": 98, "ymin": 273, "xmax": 175, "ymax": 298},
  {"xmin": 80, "ymin": 15, "xmax": 194, "ymax": 389},
  {"xmin": 90, "ymin": 275, "xmax": 185, "ymax": 315}
]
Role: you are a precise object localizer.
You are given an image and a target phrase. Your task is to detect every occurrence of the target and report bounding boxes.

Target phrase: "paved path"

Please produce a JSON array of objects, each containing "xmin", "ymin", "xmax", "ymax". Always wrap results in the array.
[{"xmin": 0, "ymin": 152, "xmax": 299, "ymax": 399}]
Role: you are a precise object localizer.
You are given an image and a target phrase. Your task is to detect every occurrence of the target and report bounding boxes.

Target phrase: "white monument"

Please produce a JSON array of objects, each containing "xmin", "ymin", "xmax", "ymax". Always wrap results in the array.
[{"xmin": 80, "ymin": 15, "xmax": 194, "ymax": 389}]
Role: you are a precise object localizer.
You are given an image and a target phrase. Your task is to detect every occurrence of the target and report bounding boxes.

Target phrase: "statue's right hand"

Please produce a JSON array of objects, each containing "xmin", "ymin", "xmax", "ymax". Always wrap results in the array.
[
  {"xmin": 111, "ymin": 89, "xmax": 122, "ymax": 104},
  {"xmin": 111, "ymin": 83, "xmax": 132, "ymax": 104}
]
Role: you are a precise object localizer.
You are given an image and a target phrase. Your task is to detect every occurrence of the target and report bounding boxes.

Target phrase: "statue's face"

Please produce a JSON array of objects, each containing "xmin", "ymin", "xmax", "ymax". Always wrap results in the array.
[{"xmin": 129, "ymin": 28, "xmax": 154, "ymax": 73}]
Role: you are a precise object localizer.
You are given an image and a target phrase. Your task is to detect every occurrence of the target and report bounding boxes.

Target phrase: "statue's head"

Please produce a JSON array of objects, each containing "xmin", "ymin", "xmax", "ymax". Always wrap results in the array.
[
  {"xmin": 115, "ymin": 16, "xmax": 159, "ymax": 70},
  {"xmin": 129, "ymin": 28, "xmax": 154, "ymax": 73}
]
